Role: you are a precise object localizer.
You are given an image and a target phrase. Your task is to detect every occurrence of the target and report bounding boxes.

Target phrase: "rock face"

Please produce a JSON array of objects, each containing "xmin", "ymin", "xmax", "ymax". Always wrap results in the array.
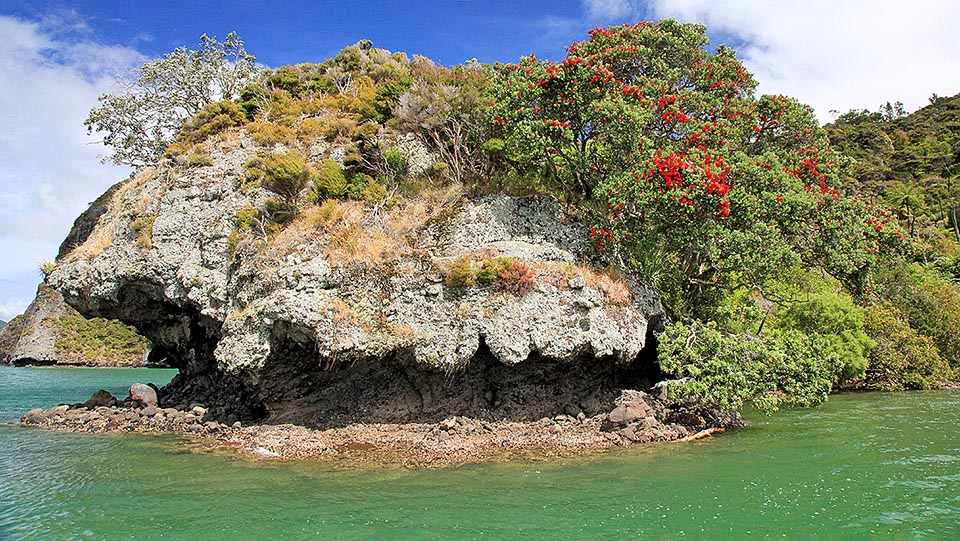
[
  {"xmin": 48, "ymin": 140, "xmax": 668, "ymax": 426},
  {"xmin": 0, "ymin": 283, "xmax": 148, "ymax": 367},
  {"xmin": 0, "ymin": 284, "xmax": 60, "ymax": 365}
]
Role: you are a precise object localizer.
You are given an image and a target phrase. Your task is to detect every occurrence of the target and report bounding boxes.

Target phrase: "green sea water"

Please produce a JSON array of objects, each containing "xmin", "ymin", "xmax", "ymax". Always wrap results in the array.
[{"xmin": 1, "ymin": 365, "xmax": 958, "ymax": 540}]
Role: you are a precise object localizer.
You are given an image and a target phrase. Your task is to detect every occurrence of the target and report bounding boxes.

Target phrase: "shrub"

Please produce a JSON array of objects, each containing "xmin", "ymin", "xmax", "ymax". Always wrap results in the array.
[
  {"xmin": 476, "ymin": 257, "xmax": 514, "ymax": 285},
  {"xmin": 445, "ymin": 256, "xmax": 534, "ymax": 295},
  {"xmin": 296, "ymin": 117, "xmax": 326, "ymax": 142},
  {"xmin": 445, "ymin": 256, "xmax": 477, "ymax": 287},
  {"xmin": 863, "ymin": 303, "xmax": 950, "ymax": 390},
  {"xmin": 871, "ymin": 262, "xmax": 960, "ymax": 368},
  {"xmin": 658, "ymin": 321, "xmax": 843, "ymax": 413},
  {"xmin": 186, "ymin": 154, "xmax": 214, "ymax": 168},
  {"xmin": 494, "ymin": 259, "xmax": 534, "ymax": 295},
  {"xmin": 38, "ymin": 260, "xmax": 56, "ymax": 279},
  {"xmin": 343, "ymin": 172, "xmax": 378, "ymax": 201},
  {"xmin": 247, "ymin": 122, "xmax": 297, "ymax": 146},
  {"xmin": 309, "ymin": 160, "xmax": 348, "ymax": 202},
  {"xmin": 244, "ymin": 151, "xmax": 313, "ymax": 215},
  {"xmin": 775, "ymin": 292, "xmax": 875, "ymax": 381},
  {"xmin": 129, "ymin": 215, "xmax": 156, "ymax": 251},
  {"xmin": 180, "ymin": 100, "xmax": 246, "ymax": 143}
]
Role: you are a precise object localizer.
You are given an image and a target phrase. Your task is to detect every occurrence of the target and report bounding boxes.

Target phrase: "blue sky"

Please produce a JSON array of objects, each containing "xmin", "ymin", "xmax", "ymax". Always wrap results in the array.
[{"xmin": 0, "ymin": 0, "xmax": 959, "ymax": 321}]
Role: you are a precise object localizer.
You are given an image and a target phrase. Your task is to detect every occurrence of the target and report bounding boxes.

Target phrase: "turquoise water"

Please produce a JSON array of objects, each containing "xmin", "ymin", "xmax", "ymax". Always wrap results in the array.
[{"xmin": 1, "ymin": 365, "xmax": 959, "ymax": 540}]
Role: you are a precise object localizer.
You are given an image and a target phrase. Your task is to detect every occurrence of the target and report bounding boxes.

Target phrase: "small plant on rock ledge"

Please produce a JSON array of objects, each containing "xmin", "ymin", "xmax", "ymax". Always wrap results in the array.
[{"xmin": 445, "ymin": 256, "xmax": 535, "ymax": 295}]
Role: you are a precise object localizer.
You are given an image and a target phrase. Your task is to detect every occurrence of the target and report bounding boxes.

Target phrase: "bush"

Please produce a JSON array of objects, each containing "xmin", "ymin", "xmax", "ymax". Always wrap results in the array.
[
  {"xmin": 494, "ymin": 259, "xmax": 534, "ymax": 295},
  {"xmin": 129, "ymin": 215, "xmax": 156, "ymax": 251},
  {"xmin": 775, "ymin": 292, "xmax": 875, "ymax": 381},
  {"xmin": 445, "ymin": 256, "xmax": 477, "ymax": 287},
  {"xmin": 658, "ymin": 321, "xmax": 843, "ymax": 413},
  {"xmin": 863, "ymin": 303, "xmax": 950, "ymax": 390},
  {"xmin": 186, "ymin": 154, "xmax": 214, "ymax": 168},
  {"xmin": 247, "ymin": 122, "xmax": 297, "ymax": 146},
  {"xmin": 180, "ymin": 100, "xmax": 246, "ymax": 143},
  {"xmin": 309, "ymin": 160, "xmax": 348, "ymax": 202},
  {"xmin": 872, "ymin": 262, "xmax": 960, "ymax": 368},
  {"xmin": 445, "ymin": 256, "xmax": 534, "ymax": 295},
  {"xmin": 244, "ymin": 151, "xmax": 313, "ymax": 215},
  {"xmin": 476, "ymin": 257, "xmax": 514, "ymax": 285},
  {"xmin": 38, "ymin": 260, "xmax": 56, "ymax": 279}
]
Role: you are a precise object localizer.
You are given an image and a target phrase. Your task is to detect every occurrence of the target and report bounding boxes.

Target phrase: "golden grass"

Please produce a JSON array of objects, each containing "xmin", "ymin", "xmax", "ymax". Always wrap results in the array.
[
  {"xmin": 68, "ymin": 223, "xmax": 115, "ymax": 261},
  {"xmin": 257, "ymin": 183, "xmax": 464, "ymax": 270}
]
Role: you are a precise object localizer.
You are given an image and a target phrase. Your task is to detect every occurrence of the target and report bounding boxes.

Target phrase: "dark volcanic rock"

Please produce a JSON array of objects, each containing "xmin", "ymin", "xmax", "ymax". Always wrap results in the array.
[{"xmin": 84, "ymin": 390, "xmax": 117, "ymax": 408}]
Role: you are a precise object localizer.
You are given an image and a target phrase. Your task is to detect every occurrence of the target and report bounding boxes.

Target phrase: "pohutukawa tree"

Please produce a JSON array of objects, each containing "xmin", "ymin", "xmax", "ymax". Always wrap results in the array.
[
  {"xmin": 487, "ymin": 20, "xmax": 910, "ymax": 302},
  {"xmin": 487, "ymin": 20, "xmax": 919, "ymax": 411}
]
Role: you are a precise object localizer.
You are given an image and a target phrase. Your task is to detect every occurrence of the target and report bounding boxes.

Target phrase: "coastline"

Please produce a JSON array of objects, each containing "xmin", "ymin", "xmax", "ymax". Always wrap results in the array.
[{"xmin": 19, "ymin": 398, "xmax": 739, "ymax": 468}]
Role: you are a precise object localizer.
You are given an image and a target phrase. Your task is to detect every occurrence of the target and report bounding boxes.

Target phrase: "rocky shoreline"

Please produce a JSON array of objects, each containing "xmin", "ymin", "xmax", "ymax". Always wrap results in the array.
[{"xmin": 20, "ymin": 386, "xmax": 743, "ymax": 468}]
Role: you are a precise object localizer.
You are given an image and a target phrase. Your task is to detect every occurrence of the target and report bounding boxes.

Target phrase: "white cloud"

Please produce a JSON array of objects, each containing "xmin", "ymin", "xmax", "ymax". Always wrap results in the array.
[
  {"xmin": 0, "ymin": 299, "xmax": 29, "ymax": 323},
  {"xmin": 0, "ymin": 15, "xmax": 142, "ymax": 321},
  {"xmin": 581, "ymin": 0, "xmax": 960, "ymax": 122},
  {"xmin": 583, "ymin": 0, "xmax": 635, "ymax": 21}
]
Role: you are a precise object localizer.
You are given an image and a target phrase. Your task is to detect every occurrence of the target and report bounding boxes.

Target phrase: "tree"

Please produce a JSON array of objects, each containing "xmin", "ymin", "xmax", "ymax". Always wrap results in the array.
[
  {"xmin": 395, "ymin": 60, "xmax": 491, "ymax": 183},
  {"xmin": 85, "ymin": 32, "xmax": 260, "ymax": 167},
  {"xmin": 488, "ymin": 20, "xmax": 910, "ymax": 302}
]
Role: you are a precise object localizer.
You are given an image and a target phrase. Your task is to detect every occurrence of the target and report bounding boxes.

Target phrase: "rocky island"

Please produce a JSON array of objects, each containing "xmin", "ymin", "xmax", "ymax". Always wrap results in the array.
[{"xmin": 17, "ymin": 21, "xmax": 960, "ymax": 465}]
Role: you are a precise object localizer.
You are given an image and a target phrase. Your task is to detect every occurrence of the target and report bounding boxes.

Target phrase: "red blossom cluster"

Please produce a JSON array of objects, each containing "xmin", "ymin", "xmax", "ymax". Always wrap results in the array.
[
  {"xmin": 661, "ymin": 110, "xmax": 689, "ymax": 123},
  {"xmin": 589, "ymin": 226, "xmax": 615, "ymax": 250},
  {"xmin": 638, "ymin": 151, "xmax": 732, "ymax": 217}
]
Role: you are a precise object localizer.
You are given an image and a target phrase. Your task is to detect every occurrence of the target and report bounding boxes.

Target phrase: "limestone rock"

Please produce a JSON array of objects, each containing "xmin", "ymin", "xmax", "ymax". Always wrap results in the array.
[{"xmin": 47, "ymin": 135, "xmax": 666, "ymax": 425}]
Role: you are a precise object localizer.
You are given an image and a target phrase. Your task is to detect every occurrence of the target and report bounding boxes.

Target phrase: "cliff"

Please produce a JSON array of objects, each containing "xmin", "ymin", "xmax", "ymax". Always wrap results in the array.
[
  {"xmin": 45, "ymin": 130, "xmax": 671, "ymax": 426},
  {"xmin": 0, "ymin": 283, "xmax": 148, "ymax": 367}
]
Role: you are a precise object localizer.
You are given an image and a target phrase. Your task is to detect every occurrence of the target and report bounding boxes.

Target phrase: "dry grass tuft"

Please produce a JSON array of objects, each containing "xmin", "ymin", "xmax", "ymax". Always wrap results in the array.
[{"xmin": 68, "ymin": 223, "xmax": 115, "ymax": 261}]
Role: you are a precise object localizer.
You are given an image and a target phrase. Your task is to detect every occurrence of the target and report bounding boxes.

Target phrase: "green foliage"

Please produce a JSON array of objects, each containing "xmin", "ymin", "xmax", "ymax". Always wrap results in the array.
[
  {"xmin": 179, "ymin": 100, "xmax": 246, "ymax": 144},
  {"xmin": 244, "ymin": 151, "xmax": 314, "ymax": 217},
  {"xmin": 85, "ymin": 32, "xmax": 259, "ymax": 167},
  {"xmin": 53, "ymin": 314, "xmax": 148, "ymax": 366},
  {"xmin": 476, "ymin": 257, "xmax": 514, "ymax": 285},
  {"xmin": 309, "ymin": 160, "xmax": 348, "ymax": 202},
  {"xmin": 658, "ymin": 321, "xmax": 843, "ymax": 413},
  {"xmin": 445, "ymin": 256, "xmax": 477, "ymax": 287},
  {"xmin": 863, "ymin": 303, "xmax": 950, "ymax": 390},
  {"xmin": 445, "ymin": 256, "xmax": 534, "ymax": 295},
  {"xmin": 395, "ymin": 61, "xmax": 492, "ymax": 183},
  {"xmin": 825, "ymin": 93, "xmax": 960, "ymax": 256},
  {"xmin": 186, "ymin": 154, "xmax": 214, "ymax": 168},
  {"xmin": 488, "ymin": 19, "xmax": 911, "ymax": 309},
  {"xmin": 870, "ymin": 262, "xmax": 960, "ymax": 368},
  {"xmin": 775, "ymin": 292, "xmax": 875, "ymax": 381},
  {"xmin": 38, "ymin": 260, "xmax": 56, "ymax": 279}
]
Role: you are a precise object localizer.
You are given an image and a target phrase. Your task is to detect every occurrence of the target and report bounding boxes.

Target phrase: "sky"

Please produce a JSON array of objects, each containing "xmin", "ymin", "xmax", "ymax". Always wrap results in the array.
[{"xmin": 0, "ymin": 0, "xmax": 958, "ymax": 321}]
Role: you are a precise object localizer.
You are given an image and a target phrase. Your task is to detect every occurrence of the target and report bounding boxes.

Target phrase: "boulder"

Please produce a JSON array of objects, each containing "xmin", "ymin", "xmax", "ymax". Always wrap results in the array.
[
  {"xmin": 84, "ymin": 390, "xmax": 116, "ymax": 408},
  {"xmin": 129, "ymin": 383, "xmax": 158, "ymax": 407},
  {"xmin": 22, "ymin": 408, "xmax": 48, "ymax": 425}
]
